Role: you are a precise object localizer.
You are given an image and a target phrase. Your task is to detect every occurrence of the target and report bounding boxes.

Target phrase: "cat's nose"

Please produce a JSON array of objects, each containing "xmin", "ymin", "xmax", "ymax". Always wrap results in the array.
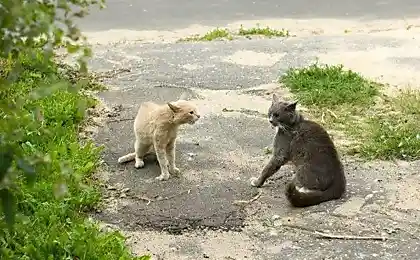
[
  {"xmin": 269, "ymin": 119, "xmax": 273, "ymax": 123},
  {"xmin": 197, "ymin": 114, "xmax": 201, "ymax": 118}
]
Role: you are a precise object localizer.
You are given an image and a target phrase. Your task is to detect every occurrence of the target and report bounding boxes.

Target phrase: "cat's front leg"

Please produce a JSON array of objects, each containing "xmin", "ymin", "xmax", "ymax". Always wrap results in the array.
[
  {"xmin": 153, "ymin": 139, "xmax": 170, "ymax": 181},
  {"xmin": 251, "ymin": 155, "xmax": 288, "ymax": 187},
  {"xmin": 166, "ymin": 138, "xmax": 180, "ymax": 175}
]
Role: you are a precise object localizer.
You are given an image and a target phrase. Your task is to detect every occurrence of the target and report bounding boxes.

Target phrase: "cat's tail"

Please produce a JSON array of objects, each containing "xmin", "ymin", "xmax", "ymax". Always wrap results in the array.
[
  {"xmin": 285, "ymin": 181, "xmax": 344, "ymax": 207},
  {"xmin": 117, "ymin": 152, "xmax": 136, "ymax": 164}
]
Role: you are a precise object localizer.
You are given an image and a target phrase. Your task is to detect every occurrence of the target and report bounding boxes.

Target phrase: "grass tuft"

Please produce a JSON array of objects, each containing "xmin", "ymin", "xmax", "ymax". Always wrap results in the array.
[
  {"xmin": 357, "ymin": 91, "xmax": 420, "ymax": 160},
  {"xmin": 280, "ymin": 63, "xmax": 380, "ymax": 107},
  {"xmin": 238, "ymin": 24, "xmax": 289, "ymax": 37},
  {"xmin": 180, "ymin": 28, "xmax": 232, "ymax": 42},
  {"xmin": 178, "ymin": 24, "xmax": 291, "ymax": 42},
  {"xmin": 281, "ymin": 63, "xmax": 420, "ymax": 161}
]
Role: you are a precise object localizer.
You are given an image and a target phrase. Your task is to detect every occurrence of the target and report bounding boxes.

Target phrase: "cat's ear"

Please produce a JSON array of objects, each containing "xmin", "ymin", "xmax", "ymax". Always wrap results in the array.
[
  {"xmin": 286, "ymin": 101, "xmax": 298, "ymax": 111},
  {"xmin": 167, "ymin": 102, "xmax": 181, "ymax": 112},
  {"xmin": 272, "ymin": 94, "xmax": 279, "ymax": 103},
  {"xmin": 179, "ymin": 92, "xmax": 189, "ymax": 100}
]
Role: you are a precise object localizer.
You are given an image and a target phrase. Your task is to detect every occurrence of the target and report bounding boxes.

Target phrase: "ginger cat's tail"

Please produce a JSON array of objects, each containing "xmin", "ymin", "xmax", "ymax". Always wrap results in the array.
[
  {"xmin": 117, "ymin": 152, "xmax": 136, "ymax": 164},
  {"xmin": 285, "ymin": 181, "xmax": 344, "ymax": 207}
]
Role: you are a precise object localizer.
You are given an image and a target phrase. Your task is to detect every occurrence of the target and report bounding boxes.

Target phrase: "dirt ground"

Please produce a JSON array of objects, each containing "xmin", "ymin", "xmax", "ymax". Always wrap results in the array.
[{"xmin": 77, "ymin": 18, "xmax": 420, "ymax": 260}]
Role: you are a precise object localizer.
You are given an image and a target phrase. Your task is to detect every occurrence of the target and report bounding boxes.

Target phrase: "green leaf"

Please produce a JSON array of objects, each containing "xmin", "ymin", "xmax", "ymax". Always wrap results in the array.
[
  {"xmin": 16, "ymin": 158, "xmax": 36, "ymax": 184},
  {"xmin": 29, "ymin": 81, "xmax": 68, "ymax": 100},
  {"xmin": 0, "ymin": 188, "xmax": 16, "ymax": 229},
  {"xmin": 66, "ymin": 43, "xmax": 80, "ymax": 54},
  {"xmin": 0, "ymin": 148, "xmax": 13, "ymax": 183}
]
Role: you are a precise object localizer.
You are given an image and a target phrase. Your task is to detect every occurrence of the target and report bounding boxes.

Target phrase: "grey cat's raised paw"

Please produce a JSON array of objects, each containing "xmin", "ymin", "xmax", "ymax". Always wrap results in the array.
[{"xmin": 250, "ymin": 177, "xmax": 261, "ymax": 187}]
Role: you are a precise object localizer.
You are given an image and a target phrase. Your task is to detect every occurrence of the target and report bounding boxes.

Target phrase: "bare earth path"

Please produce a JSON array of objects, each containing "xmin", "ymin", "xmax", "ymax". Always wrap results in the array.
[{"xmin": 77, "ymin": 7, "xmax": 420, "ymax": 260}]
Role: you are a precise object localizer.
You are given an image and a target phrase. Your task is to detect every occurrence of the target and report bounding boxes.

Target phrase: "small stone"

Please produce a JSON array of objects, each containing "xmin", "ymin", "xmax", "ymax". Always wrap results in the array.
[
  {"xmin": 203, "ymin": 253, "xmax": 210, "ymax": 258},
  {"xmin": 120, "ymin": 193, "xmax": 127, "ymax": 198},
  {"xmin": 365, "ymin": 194, "xmax": 374, "ymax": 200},
  {"xmin": 121, "ymin": 188, "xmax": 130, "ymax": 193},
  {"xmin": 222, "ymin": 108, "xmax": 234, "ymax": 112},
  {"xmin": 187, "ymin": 152, "xmax": 197, "ymax": 157},
  {"xmin": 273, "ymin": 221, "xmax": 282, "ymax": 227},
  {"xmin": 268, "ymin": 229, "xmax": 278, "ymax": 237},
  {"xmin": 271, "ymin": 215, "xmax": 281, "ymax": 221},
  {"xmin": 107, "ymin": 186, "xmax": 117, "ymax": 190}
]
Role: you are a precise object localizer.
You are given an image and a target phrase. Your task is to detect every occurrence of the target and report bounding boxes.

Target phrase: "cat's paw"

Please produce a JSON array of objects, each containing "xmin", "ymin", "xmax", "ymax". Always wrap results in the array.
[
  {"xmin": 117, "ymin": 157, "xmax": 125, "ymax": 164},
  {"xmin": 169, "ymin": 167, "xmax": 180, "ymax": 175},
  {"xmin": 134, "ymin": 159, "xmax": 145, "ymax": 168},
  {"xmin": 250, "ymin": 177, "xmax": 261, "ymax": 187},
  {"xmin": 156, "ymin": 173, "xmax": 170, "ymax": 181}
]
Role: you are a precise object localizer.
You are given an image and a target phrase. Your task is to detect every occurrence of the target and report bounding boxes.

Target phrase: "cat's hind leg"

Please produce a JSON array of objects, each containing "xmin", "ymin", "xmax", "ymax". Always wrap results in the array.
[{"xmin": 134, "ymin": 139, "xmax": 150, "ymax": 169}]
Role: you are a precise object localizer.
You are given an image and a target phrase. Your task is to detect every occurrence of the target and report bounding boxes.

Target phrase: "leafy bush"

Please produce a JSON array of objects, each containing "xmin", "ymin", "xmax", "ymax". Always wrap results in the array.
[{"xmin": 0, "ymin": 0, "xmax": 150, "ymax": 259}]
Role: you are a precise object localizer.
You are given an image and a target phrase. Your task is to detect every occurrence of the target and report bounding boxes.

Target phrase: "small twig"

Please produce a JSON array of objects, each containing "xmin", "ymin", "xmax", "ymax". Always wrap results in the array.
[
  {"xmin": 326, "ymin": 109, "xmax": 338, "ymax": 119},
  {"xmin": 107, "ymin": 117, "xmax": 135, "ymax": 123},
  {"xmin": 134, "ymin": 190, "xmax": 191, "ymax": 205},
  {"xmin": 281, "ymin": 223, "xmax": 388, "ymax": 241},
  {"xmin": 233, "ymin": 189, "xmax": 262, "ymax": 205},
  {"xmin": 280, "ymin": 223, "xmax": 317, "ymax": 233},
  {"xmin": 137, "ymin": 196, "xmax": 153, "ymax": 205},
  {"xmin": 314, "ymin": 231, "xmax": 388, "ymax": 241},
  {"xmin": 93, "ymin": 68, "xmax": 131, "ymax": 80},
  {"xmin": 321, "ymin": 112, "xmax": 325, "ymax": 123},
  {"xmin": 157, "ymin": 189, "xmax": 191, "ymax": 202}
]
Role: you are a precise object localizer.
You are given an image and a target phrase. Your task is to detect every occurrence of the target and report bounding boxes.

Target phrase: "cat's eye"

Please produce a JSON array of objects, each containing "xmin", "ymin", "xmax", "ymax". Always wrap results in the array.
[
  {"xmin": 273, "ymin": 113, "xmax": 279, "ymax": 117},
  {"xmin": 189, "ymin": 111, "xmax": 194, "ymax": 114}
]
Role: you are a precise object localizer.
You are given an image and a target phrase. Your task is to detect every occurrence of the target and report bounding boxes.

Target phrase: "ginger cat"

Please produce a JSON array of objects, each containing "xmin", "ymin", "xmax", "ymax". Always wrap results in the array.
[{"xmin": 118, "ymin": 98, "xmax": 200, "ymax": 181}]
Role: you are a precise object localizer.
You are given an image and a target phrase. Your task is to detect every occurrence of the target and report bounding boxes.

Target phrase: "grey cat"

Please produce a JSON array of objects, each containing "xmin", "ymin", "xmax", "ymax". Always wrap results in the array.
[{"xmin": 250, "ymin": 94, "xmax": 346, "ymax": 207}]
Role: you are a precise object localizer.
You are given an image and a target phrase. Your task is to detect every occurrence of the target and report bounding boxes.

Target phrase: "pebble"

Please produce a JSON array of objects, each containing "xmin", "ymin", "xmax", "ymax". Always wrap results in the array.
[
  {"xmin": 271, "ymin": 215, "xmax": 280, "ymax": 221},
  {"xmin": 121, "ymin": 187, "xmax": 130, "ymax": 193}
]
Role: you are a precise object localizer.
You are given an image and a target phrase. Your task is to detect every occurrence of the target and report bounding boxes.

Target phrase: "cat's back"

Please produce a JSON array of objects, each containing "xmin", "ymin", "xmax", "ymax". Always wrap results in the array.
[
  {"xmin": 135, "ymin": 101, "xmax": 167, "ymax": 130},
  {"xmin": 292, "ymin": 119, "xmax": 340, "ymax": 160},
  {"xmin": 138, "ymin": 101, "xmax": 160, "ymax": 115}
]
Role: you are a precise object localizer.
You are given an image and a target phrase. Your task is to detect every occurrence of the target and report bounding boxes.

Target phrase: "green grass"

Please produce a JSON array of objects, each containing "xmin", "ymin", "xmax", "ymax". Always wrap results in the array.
[
  {"xmin": 0, "ymin": 52, "xmax": 148, "ymax": 259},
  {"xmin": 238, "ymin": 24, "xmax": 289, "ymax": 37},
  {"xmin": 356, "ymin": 91, "xmax": 420, "ymax": 160},
  {"xmin": 179, "ymin": 28, "xmax": 233, "ymax": 42},
  {"xmin": 178, "ymin": 24, "xmax": 290, "ymax": 42},
  {"xmin": 280, "ymin": 63, "xmax": 381, "ymax": 107},
  {"xmin": 281, "ymin": 63, "xmax": 420, "ymax": 161}
]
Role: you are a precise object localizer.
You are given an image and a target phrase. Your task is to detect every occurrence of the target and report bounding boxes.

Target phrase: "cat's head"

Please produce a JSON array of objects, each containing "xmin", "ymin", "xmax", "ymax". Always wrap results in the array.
[
  {"xmin": 268, "ymin": 94, "xmax": 299, "ymax": 128},
  {"xmin": 167, "ymin": 100, "xmax": 200, "ymax": 125}
]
